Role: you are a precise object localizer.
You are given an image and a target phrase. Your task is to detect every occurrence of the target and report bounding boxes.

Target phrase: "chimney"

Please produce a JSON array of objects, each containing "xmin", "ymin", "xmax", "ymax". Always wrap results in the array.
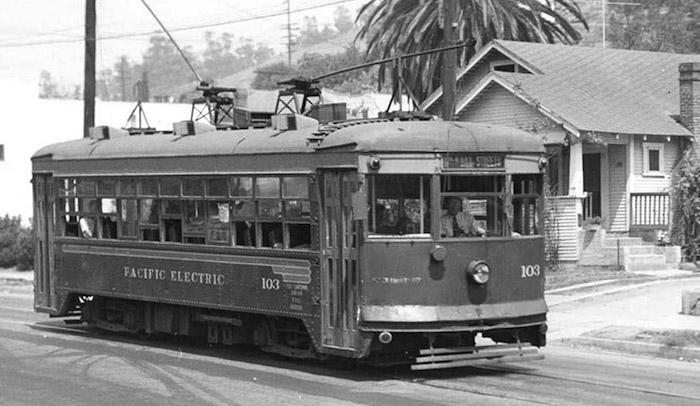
[{"xmin": 680, "ymin": 63, "xmax": 700, "ymax": 140}]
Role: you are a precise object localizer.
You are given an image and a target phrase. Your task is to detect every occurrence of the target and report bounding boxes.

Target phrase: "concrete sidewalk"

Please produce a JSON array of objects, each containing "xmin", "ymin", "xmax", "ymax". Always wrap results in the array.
[
  {"xmin": 547, "ymin": 272, "xmax": 700, "ymax": 361},
  {"xmin": 0, "ymin": 268, "xmax": 33, "ymax": 283}
]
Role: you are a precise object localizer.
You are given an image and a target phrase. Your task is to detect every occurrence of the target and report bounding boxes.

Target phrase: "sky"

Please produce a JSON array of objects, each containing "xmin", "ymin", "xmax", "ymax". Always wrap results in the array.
[{"xmin": 0, "ymin": 0, "xmax": 367, "ymax": 87}]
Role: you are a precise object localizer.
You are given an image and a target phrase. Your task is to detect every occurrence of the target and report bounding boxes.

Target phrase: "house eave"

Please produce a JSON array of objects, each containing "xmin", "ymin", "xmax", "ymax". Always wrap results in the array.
[
  {"xmin": 454, "ymin": 73, "xmax": 581, "ymax": 139},
  {"xmin": 420, "ymin": 40, "xmax": 543, "ymax": 111}
]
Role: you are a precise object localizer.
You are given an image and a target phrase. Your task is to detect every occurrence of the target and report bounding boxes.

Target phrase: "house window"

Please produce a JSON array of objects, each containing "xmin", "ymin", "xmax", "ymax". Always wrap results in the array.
[
  {"xmin": 642, "ymin": 142, "xmax": 664, "ymax": 175},
  {"xmin": 490, "ymin": 60, "xmax": 527, "ymax": 73}
]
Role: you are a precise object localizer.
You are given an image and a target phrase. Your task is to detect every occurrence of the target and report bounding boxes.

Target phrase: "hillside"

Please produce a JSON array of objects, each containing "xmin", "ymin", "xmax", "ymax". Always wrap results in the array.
[{"xmin": 218, "ymin": 30, "xmax": 360, "ymax": 89}]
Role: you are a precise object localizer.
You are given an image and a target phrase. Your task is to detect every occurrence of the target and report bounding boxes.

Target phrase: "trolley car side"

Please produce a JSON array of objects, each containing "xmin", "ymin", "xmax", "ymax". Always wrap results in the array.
[{"xmin": 32, "ymin": 120, "xmax": 548, "ymax": 369}]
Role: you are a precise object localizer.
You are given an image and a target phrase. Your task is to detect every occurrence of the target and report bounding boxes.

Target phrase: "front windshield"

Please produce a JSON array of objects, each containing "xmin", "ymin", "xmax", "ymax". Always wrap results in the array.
[
  {"xmin": 441, "ymin": 175, "xmax": 504, "ymax": 238},
  {"xmin": 367, "ymin": 175, "xmax": 430, "ymax": 236},
  {"xmin": 366, "ymin": 173, "xmax": 542, "ymax": 239}
]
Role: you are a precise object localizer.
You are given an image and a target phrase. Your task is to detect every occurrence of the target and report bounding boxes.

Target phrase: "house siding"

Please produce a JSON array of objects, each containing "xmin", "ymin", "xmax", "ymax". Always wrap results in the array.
[
  {"xmin": 458, "ymin": 83, "xmax": 556, "ymax": 133},
  {"xmin": 631, "ymin": 135, "xmax": 680, "ymax": 193},
  {"xmin": 427, "ymin": 49, "xmax": 516, "ymax": 117},
  {"xmin": 546, "ymin": 197, "xmax": 579, "ymax": 262},
  {"xmin": 608, "ymin": 144, "xmax": 627, "ymax": 232}
]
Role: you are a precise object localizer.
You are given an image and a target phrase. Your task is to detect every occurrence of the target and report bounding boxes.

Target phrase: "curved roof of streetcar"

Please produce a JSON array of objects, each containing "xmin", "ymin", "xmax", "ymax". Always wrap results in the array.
[{"xmin": 33, "ymin": 120, "xmax": 544, "ymax": 161}]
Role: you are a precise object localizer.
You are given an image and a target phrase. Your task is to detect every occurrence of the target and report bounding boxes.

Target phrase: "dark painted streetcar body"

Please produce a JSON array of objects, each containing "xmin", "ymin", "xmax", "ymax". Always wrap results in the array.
[{"xmin": 32, "ymin": 120, "xmax": 548, "ymax": 369}]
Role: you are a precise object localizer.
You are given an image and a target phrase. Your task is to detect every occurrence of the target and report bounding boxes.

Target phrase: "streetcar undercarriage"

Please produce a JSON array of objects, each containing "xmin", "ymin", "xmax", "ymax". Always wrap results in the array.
[{"xmin": 75, "ymin": 295, "xmax": 546, "ymax": 370}]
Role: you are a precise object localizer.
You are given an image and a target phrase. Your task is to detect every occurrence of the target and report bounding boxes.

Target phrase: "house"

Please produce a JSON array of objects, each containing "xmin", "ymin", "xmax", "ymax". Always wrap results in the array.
[{"xmin": 421, "ymin": 40, "xmax": 700, "ymax": 268}]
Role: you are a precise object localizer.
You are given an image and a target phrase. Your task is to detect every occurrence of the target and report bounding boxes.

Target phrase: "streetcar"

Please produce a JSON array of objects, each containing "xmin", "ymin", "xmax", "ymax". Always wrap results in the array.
[{"xmin": 32, "ymin": 115, "xmax": 547, "ymax": 370}]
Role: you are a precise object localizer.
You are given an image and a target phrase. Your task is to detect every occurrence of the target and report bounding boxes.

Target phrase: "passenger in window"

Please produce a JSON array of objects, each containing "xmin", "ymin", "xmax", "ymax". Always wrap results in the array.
[
  {"xmin": 79, "ymin": 200, "xmax": 99, "ymax": 238},
  {"xmin": 440, "ymin": 197, "xmax": 485, "ymax": 238},
  {"xmin": 373, "ymin": 203, "xmax": 396, "ymax": 234}
]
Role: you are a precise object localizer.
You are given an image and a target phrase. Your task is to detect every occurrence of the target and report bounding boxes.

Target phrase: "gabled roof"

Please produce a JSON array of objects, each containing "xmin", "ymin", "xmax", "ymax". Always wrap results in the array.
[{"xmin": 423, "ymin": 40, "xmax": 700, "ymax": 137}]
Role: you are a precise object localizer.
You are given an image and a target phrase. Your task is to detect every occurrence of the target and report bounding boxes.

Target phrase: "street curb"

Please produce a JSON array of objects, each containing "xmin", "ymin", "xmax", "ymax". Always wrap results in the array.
[
  {"xmin": 546, "ymin": 275, "xmax": 700, "ymax": 307},
  {"xmin": 557, "ymin": 336, "xmax": 700, "ymax": 361}
]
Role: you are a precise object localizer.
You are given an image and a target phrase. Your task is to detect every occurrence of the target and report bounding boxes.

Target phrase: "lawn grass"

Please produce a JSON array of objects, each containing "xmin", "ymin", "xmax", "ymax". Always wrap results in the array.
[{"xmin": 545, "ymin": 267, "xmax": 647, "ymax": 291}]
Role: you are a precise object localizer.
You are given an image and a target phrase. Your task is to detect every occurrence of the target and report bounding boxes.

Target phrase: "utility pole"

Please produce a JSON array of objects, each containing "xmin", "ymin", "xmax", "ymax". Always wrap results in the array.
[
  {"xmin": 83, "ymin": 0, "xmax": 96, "ymax": 138},
  {"xmin": 440, "ymin": 0, "xmax": 457, "ymax": 121},
  {"xmin": 285, "ymin": 0, "xmax": 292, "ymax": 67},
  {"xmin": 601, "ymin": 0, "xmax": 606, "ymax": 48},
  {"xmin": 119, "ymin": 56, "xmax": 127, "ymax": 102}
]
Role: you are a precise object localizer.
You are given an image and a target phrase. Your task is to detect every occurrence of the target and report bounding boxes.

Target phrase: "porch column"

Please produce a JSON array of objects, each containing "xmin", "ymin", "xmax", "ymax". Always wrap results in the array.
[{"xmin": 568, "ymin": 141, "xmax": 584, "ymax": 197}]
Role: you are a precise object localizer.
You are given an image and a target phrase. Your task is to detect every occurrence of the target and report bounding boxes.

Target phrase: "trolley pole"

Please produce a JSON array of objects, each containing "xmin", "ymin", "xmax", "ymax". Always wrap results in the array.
[
  {"xmin": 83, "ymin": 0, "xmax": 96, "ymax": 138},
  {"xmin": 441, "ymin": 0, "xmax": 457, "ymax": 121}
]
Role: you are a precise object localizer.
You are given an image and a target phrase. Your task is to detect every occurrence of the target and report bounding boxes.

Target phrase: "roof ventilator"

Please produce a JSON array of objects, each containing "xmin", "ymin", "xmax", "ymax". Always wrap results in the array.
[
  {"xmin": 88, "ymin": 126, "xmax": 129, "ymax": 140},
  {"xmin": 272, "ymin": 114, "xmax": 318, "ymax": 131},
  {"xmin": 173, "ymin": 120, "xmax": 216, "ymax": 136}
]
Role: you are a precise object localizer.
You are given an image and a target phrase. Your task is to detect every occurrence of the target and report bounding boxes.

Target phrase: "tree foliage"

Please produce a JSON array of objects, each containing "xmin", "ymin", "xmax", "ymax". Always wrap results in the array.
[
  {"xmin": 253, "ymin": 46, "xmax": 380, "ymax": 94},
  {"xmin": 0, "ymin": 215, "xmax": 33, "ymax": 271},
  {"xmin": 607, "ymin": 0, "xmax": 699, "ymax": 53},
  {"xmin": 671, "ymin": 152, "xmax": 700, "ymax": 262},
  {"xmin": 356, "ymin": 0, "xmax": 588, "ymax": 100},
  {"xmin": 251, "ymin": 61, "xmax": 298, "ymax": 90},
  {"xmin": 87, "ymin": 32, "xmax": 274, "ymax": 102}
]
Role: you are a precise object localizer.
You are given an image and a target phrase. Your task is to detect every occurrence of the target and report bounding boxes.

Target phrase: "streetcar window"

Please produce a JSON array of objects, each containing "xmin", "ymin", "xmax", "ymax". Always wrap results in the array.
[
  {"xmin": 164, "ymin": 219, "xmax": 182, "ymax": 242},
  {"xmin": 288, "ymin": 223, "xmax": 311, "ymax": 249},
  {"xmin": 119, "ymin": 199, "xmax": 138, "ymax": 238},
  {"xmin": 261, "ymin": 222, "xmax": 283, "ymax": 248},
  {"xmin": 56, "ymin": 181, "xmax": 79, "ymax": 237},
  {"xmin": 97, "ymin": 180, "xmax": 116, "ymax": 196},
  {"xmin": 183, "ymin": 200, "xmax": 206, "ymax": 244},
  {"xmin": 285, "ymin": 200, "xmax": 311, "ymax": 218},
  {"xmin": 120, "ymin": 179, "xmax": 137, "ymax": 196},
  {"xmin": 139, "ymin": 199, "xmax": 160, "ymax": 241},
  {"xmin": 77, "ymin": 180, "xmax": 96, "ymax": 196},
  {"xmin": 231, "ymin": 177, "xmax": 253, "ymax": 197},
  {"xmin": 53, "ymin": 175, "xmax": 315, "ymax": 250},
  {"xmin": 161, "ymin": 178, "xmax": 180, "ymax": 197},
  {"xmin": 207, "ymin": 201, "xmax": 230, "ymax": 244},
  {"xmin": 78, "ymin": 199, "xmax": 99, "ymax": 238},
  {"xmin": 232, "ymin": 199, "xmax": 256, "ymax": 247},
  {"xmin": 58, "ymin": 178, "xmax": 77, "ymax": 196},
  {"xmin": 440, "ymin": 175, "xmax": 504, "ymax": 238},
  {"xmin": 512, "ymin": 174, "xmax": 541, "ymax": 236},
  {"xmin": 368, "ymin": 175, "xmax": 431, "ymax": 236},
  {"xmin": 100, "ymin": 198, "xmax": 118, "ymax": 239},
  {"xmin": 232, "ymin": 200, "xmax": 255, "ymax": 217},
  {"xmin": 206, "ymin": 178, "xmax": 228, "ymax": 197},
  {"xmin": 162, "ymin": 200, "xmax": 182, "ymax": 215},
  {"xmin": 182, "ymin": 178, "xmax": 204, "ymax": 197},
  {"xmin": 138, "ymin": 179, "xmax": 158, "ymax": 196},
  {"xmin": 234, "ymin": 221, "xmax": 256, "ymax": 246},
  {"xmin": 282, "ymin": 177, "xmax": 308, "ymax": 198},
  {"xmin": 256, "ymin": 177, "xmax": 280, "ymax": 198},
  {"xmin": 139, "ymin": 199, "xmax": 159, "ymax": 224},
  {"xmin": 258, "ymin": 200, "xmax": 282, "ymax": 218}
]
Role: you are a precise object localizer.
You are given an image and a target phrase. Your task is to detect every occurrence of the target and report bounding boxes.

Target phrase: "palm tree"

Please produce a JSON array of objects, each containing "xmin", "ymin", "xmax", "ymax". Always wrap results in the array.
[{"xmin": 356, "ymin": 0, "xmax": 588, "ymax": 101}]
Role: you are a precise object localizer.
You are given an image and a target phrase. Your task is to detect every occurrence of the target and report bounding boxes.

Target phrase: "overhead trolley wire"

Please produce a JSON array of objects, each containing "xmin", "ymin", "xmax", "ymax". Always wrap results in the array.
[{"xmin": 0, "ymin": 0, "xmax": 362, "ymax": 49}]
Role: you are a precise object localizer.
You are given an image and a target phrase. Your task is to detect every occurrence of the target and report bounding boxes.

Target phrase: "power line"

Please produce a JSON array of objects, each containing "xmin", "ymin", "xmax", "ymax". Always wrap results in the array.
[{"xmin": 0, "ymin": 0, "xmax": 361, "ymax": 49}]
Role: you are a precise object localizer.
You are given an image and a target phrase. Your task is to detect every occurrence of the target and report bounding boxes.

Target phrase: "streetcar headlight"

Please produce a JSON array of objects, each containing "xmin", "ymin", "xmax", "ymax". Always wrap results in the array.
[{"xmin": 467, "ymin": 260, "xmax": 490, "ymax": 284}]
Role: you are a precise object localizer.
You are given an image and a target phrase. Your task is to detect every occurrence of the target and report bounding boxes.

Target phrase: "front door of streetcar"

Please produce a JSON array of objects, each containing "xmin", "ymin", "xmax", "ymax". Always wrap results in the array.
[
  {"xmin": 33, "ymin": 174, "xmax": 54, "ymax": 311},
  {"xmin": 320, "ymin": 170, "xmax": 361, "ymax": 351}
]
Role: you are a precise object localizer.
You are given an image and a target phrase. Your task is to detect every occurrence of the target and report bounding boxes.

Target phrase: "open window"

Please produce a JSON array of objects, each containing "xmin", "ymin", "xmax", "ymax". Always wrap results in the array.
[
  {"xmin": 367, "ymin": 175, "xmax": 431, "ymax": 236},
  {"xmin": 440, "ymin": 175, "xmax": 504, "ymax": 238}
]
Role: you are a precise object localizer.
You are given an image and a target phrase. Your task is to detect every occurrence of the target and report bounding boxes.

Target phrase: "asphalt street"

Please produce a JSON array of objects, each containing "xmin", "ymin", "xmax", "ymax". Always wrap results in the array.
[{"xmin": 2, "ymin": 281, "xmax": 700, "ymax": 405}]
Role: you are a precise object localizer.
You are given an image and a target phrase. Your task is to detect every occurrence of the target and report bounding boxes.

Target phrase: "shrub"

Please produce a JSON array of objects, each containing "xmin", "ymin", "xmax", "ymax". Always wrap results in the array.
[
  {"xmin": 0, "ymin": 215, "xmax": 34, "ymax": 270},
  {"xmin": 670, "ymin": 151, "xmax": 700, "ymax": 262}
]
